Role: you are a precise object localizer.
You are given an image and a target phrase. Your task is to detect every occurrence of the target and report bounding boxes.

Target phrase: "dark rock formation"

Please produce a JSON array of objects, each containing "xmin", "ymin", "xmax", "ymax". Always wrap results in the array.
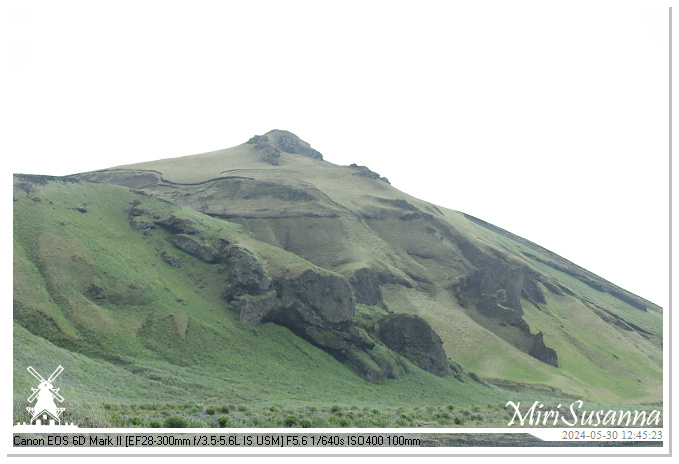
[
  {"xmin": 378, "ymin": 198, "xmax": 419, "ymax": 211},
  {"xmin": 227, "ymin": 265, "xmax": 373, "ymax": 375},
  {"xmin": 452, "ymin": 237, "xmax": 559, "ymax": 366},
  {"xmin": 154, "ymin": 215, "xmax": 202, "ymax": 235},
  {"xmin": 247, "ymin": 135, "xmax": 269, "ymax": 144},
  {"xmin": 349, "ymin": 164, "xmax": 390, "ymax": 184},
  {"xmin": 253, "ymin": 143, "xmax": 281, "ymax": 165},
  {"xmin": 529, "ymin": 332, "xmax": 559, "ymax": 367},
  {"xmin": 229, "ymin": 291, "xmax": 278, "ymax": 326},
  {"xmin": 131, "ymin": 211, "xmax": 449, "ymax": 382},
  {"xmin": 160, "ymin": 251, "xmax": 181, "ymax": 268},
  {"xmin": 277, "ymin": 270, "xmax": 355, "ymax": 325},
  {"xmin": 348, "ymin": 268, "xmax": 384, "ymax": 306},
  {"xmin": 222, "ymin": 246, "xmax": 272, "ymax": 303},
  {"xmin": 248, "ymin": 130, "xmax": 323, "ymax": 160},
  {"xmin": 277, "ymin": 133, "xmax": 323, "ymax": 160},
  {"xmin": 128, "ymin": 206, "xmax": 145, "ymax": 217},
  {"xmin": 271, "ymin": 270, "xmax": 362, "ymax": 362},
  {"xmin": 399, "ymin": 212, "xmax": 422, "ymax": 221},
  {"xmin": 377, "ymin": 314, "xmax": 451, "ymax": 377},
  {"xmin": 172, "ymin": 235, "xmax": 226, "ymax": 264}
]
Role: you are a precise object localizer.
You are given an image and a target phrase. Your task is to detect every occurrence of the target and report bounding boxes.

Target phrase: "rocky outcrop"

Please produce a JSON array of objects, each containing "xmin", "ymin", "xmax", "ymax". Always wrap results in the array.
[
  {"xmin": 154, "ymin": 215, "xmax": 202, "ymax": 235},
  {"xmin": 347, "ymin": 267, "xmax": 414, "ymax": 307},
  {"xmin": 277, "ymin": 133, "xmax": 323, "ymax": 160},
  {"xmin": 348, "ymin": 268, "xmax": 384, "ymax": 306},
  {"xmin": 529, "ymin": 332, "xmax": 558, "ymax": 367},
  {"xmin": 222, "ymin": 246, "xmax": 272, "ymax": 303},
  {"xmin": 171, "ymin": 235, "xmax": 229, "ymax": 264},
  {"xmin": 248, "ymin": 130, "xmax": 323, "ymax": 160},
  {"xmin": 130, "ymin": 210, "xmax": 452, "ymax": 382},
  {"xmin": 277, "ymin": 270, "xmax": 355, "ymax": 325},
  {"xmin": 222, "ymin": 254, "xmax": 446, "ymax": 382},
  {"xmin": 452, "ymin": 237, "xmax": 558, "ymax": 366},
  {"xmin": 377, "ymin": 314, "xmax": 450, "ymax": 377},
  {"xmin": 349, "ymin": 164, "xmax": 390, "ymax": 184},
  {"xmin": 254, "ymin": 143, "xmax": 281, "ymax": 165},
  {"xmin": 160, "ymin": 251, "xmax": 181, "ymax": 268},
  {"xmin": 247, "ymin": 135, "xmax": 269, "ymax": 145},
  {"xmin": 229, "ymin": 291, "xmax": 278, "ymax": 326},
  {"xmin": 271, "ymin": 270, "xmax": 366, "ymax": 364}
]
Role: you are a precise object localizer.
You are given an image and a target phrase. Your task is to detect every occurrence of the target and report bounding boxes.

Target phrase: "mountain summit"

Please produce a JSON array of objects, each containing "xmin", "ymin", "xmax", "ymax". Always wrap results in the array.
[{"xmin": 15, "ymin": 130, "xmax": 662, "ymax": 405}]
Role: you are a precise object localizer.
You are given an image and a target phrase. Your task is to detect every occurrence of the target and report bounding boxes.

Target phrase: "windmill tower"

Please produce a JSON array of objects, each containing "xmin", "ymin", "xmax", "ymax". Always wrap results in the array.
[{"xmin": 26, "ymin": 366, "xmax": 65, "ymax": 425}]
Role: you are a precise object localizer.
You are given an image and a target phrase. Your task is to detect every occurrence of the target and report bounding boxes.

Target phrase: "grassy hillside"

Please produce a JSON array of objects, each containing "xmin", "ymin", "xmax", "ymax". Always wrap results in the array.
[
  {"xmin": 70, "ymin": 130, "xmax": 662, "ymax": 405},
  {"xmin": 14, "ymin": 176, "xmax": 522, "ymax": 425}
]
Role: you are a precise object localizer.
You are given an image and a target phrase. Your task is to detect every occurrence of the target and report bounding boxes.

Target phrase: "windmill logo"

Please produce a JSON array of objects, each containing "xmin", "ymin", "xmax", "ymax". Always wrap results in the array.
[{"xmin": 25, "ymin": 365, "xmax": 66, "ymax": 426}]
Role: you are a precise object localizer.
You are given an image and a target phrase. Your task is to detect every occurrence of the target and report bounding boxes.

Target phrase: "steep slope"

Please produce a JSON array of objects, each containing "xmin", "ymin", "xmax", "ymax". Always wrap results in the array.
[
  {"xmin": 14, "ymin": 175, "xmax": 497, "ymax": 410},
  {"xmin": 70, "ymin": 130, "xmax": 662, "ymax": 403}
]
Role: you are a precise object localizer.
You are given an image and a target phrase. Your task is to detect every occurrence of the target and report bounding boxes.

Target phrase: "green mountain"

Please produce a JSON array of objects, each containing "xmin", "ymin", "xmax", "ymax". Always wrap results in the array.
[{"xmin": 13, "ymin": 130, "xmax": 662, "ymax": 413}]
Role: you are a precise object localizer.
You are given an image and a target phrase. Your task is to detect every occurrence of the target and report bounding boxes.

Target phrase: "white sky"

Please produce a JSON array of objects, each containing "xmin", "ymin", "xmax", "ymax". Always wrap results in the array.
[{"xmin": 3, "ymin": 0, "xmax": 671, "ymax": 311}]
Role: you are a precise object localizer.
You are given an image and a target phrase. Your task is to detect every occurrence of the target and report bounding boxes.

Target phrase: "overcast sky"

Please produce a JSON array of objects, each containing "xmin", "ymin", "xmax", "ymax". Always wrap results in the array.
[{"xmin": 4, "ymin": 0, "xmax": 671, "ymax": 311}]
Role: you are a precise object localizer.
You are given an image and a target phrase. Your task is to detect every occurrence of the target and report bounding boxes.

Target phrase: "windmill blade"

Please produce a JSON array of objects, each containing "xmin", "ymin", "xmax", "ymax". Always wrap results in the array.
[
  {"xmin": 50, "ymin": 388, "xmax": 64, "ymax": 403},
  {"xmin": 27, "ymin": 389, "xmax": 39, "ymax": 403},
  {"xmin": 27, "ymin": 366, "xmax": 45, "ymax": 382},
  {"xmin": 48, "ymin": 365, "xmax": 64, "ymax": 383}
]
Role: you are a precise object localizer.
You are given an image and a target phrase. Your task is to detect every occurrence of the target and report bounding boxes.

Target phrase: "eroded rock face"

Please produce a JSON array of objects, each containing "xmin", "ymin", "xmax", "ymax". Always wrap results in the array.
[
  {"xmin": 453, "ymin": 237, "xmax": 558, "ymax": 366},
  {"xmin": 348, "ymin": 268, "xmax": 384, "ymax": 306},
  {"xmin": 135, "ymin": 212, "xmax": 451, "ymax": 382},
  {"xmin": 172, "ymin": 235, "xmax": 227, "ymax": 264},
  {"xmin": 278, "ymin": 270, "xmax": 355, "ymax": 324},
  {"xmin": 529, "ymin": 332, "xmax": 559, "ymax": 367},
  {"xmin": 349, "ymin": 164, "xmax": 390, "ymax": 184},
  {"xmin": 154, "ymin": 216, "xmax": 202, "ymax": 235},
  {"xmin": 229, "ymin": 291, "xmax": 278, "ymax": 326},
  {"xmin": 254, "ymin": 143, "xmax": 281, "ymax": 165},
  {"xmin": 222, "ymin": 246, "xmax": 272, "ymax": 302},
  {"xmin": 377, "ymin": 314, "xmax": 451, "ymax": 377}
]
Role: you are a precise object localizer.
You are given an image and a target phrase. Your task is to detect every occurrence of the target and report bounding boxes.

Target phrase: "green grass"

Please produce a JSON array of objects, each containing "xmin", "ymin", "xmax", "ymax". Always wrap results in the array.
[
  {"xmin": 74, "ymin": 137, "xmax": 664, "ymax": 406},
  {"xmin": 14, "ymin": 177, "xmax": 525, "ymax": 426},
  {"xmin": 13, "ymin": 169, "xmax": 664, "ymax": 432}
]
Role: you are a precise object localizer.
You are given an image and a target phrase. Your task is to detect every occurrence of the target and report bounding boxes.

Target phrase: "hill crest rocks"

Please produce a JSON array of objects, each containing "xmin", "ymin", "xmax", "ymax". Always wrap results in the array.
[{"xmin": 248, "ymin": 130, "xmax": 323, "ymax": 163}]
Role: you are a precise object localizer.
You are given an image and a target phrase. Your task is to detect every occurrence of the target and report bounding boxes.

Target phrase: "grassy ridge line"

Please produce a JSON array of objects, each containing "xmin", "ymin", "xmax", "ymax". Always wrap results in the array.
[{"xmin": 462, "ymin": 213, "xmax": 661, "ymax": 313}]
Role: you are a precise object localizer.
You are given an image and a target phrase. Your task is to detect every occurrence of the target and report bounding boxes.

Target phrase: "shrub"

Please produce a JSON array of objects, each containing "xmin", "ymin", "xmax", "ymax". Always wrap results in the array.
[
  {"xmin": 149, "ymin": 420, "xmax": 162, "ymax": 428},
  {"xmin": 298, "ymin": 416, "xmax": 312, "ymax": 428},
  {"xmin": 217, "ymin": 416, "xmax": 230, "ymax": 427},
  {"xmin": 435, "ymin": 412, "xmax": 452, "ymax": 425},
  {"xmin": 454, "ymin": 417, "xmax": 464, "ymax": 425},
  {"xmin": 330, "ymin": 405, "xmax": 342, "ymax": 413},
  {"xmin": 164, "ymin": 415, "xmax": 188, "ymax": 428},
  {"xmin": 311, "ymin": 416, "xmax": 329, "ymax": 427},
  {"xmin": 128, "ymin": 417, "xmax": 144, "ymax": 427},
  {"xmin": 205, "ymin": 407, "xmax": 216, "ymax": 416}
]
